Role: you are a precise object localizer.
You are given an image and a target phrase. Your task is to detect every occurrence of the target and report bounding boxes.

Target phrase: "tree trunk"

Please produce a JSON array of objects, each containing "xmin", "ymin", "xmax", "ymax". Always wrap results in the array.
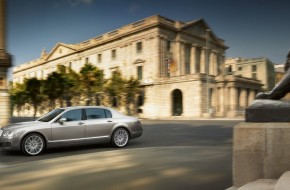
[{"xmin": 33, "ymin": 104, "xmax": 37, "ymax": 119}]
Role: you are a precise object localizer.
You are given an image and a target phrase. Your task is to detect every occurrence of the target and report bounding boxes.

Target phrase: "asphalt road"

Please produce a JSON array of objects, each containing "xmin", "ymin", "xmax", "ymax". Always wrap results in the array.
[{"xmin": 0, "ymin": 119, "xmax": 242, "ymax": 190}]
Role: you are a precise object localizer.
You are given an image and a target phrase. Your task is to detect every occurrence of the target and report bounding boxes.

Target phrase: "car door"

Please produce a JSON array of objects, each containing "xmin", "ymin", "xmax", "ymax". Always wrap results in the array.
[
  {"xmin": 51, "ymin": 109, "xmax": 85, "ymax": 146},
  {"xmin": 84, "ymin": 108, "xmax": 113, "ymax": 143}
]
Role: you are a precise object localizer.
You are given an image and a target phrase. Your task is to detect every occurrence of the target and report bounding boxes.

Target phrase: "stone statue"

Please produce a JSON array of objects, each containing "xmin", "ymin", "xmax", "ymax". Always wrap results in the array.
[{"xmin": 256, "ymin": 50, "xmax": 290, "ymax": 100}]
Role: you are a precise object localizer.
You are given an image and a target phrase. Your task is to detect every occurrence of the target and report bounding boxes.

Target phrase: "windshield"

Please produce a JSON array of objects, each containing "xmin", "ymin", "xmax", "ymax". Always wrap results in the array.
[{"xmin": 37, "ymin": 109, "xmax": 65, "ymax": 122}]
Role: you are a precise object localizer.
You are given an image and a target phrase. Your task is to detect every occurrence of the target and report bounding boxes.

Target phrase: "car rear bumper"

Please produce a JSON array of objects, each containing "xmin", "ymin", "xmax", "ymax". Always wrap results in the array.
[{"xmin": 130, "ymin": 124, "xmax": 143, "ymax": 139}]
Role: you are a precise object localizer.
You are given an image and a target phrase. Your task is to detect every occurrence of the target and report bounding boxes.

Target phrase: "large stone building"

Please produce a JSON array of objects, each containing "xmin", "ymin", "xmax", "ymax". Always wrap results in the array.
[
  {"xmin": 225, "ymin": 57, "xmax": 275, "ymax": 91},
  {"xmin": 0, "ymin": 0, "xmax": 12, "ymax": 125},
  {"xmin": 13, "ymin": 15, "xmax": 262, "ymax": 118},
  {"xmin": 274, "ymin": 63, "xmax": 284, "ymax": 84}
]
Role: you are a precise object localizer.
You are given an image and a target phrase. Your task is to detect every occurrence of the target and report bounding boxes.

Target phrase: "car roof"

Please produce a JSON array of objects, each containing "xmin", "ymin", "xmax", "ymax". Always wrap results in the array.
[{"xmin": 61, "ymin": 106, "xmax": 110, "ymax": 110}]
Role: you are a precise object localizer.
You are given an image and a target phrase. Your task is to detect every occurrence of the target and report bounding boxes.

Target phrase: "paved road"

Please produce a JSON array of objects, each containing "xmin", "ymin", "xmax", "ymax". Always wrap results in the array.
[{"xmin": 0, "ymin": 119, "xmax": 242, "ymax": 190}]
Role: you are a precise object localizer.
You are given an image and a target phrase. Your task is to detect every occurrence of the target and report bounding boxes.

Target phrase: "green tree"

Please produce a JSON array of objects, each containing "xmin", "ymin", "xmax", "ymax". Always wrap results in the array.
[
  {"xmin": 24, "ymin": 77, "xmax": 44, "ymax": 118},
  {"xmin": 10, "ymin": 82, "xmax": 27, "ymax": 116},
  {"xmin": 43, "ymin": 71, "xmax": 65, "ymax": 109},
  {"xmin": 104, "ymin": 70, "xmax": 126, "ymax": 108},
  {"xmin": 64, "ymin": 67, "xmax": 81, "ymax": 106},
  {"xmin": 124, "ymin": 77, "xmax": 141, "ymax": 115},
  {"xmin": 80, "ymin": 63, "xmax": 105, "ymax": 105}
]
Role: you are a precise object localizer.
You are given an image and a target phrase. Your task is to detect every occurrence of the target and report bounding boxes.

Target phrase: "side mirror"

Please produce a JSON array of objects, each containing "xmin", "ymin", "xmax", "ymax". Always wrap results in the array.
[{"xmin": 59, "ymin": 118, "xmax": 67, "ymax": 125}]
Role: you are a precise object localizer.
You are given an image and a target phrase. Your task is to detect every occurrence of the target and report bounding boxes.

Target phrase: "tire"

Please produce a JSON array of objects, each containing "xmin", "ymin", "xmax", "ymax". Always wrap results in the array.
[
  {"xmin": 21, "ymin": 133, "xmax": 45, "ymax": 156},
  {"xmin": 111, "ymin": 128, "xmax": 129, "ymax": 148}
]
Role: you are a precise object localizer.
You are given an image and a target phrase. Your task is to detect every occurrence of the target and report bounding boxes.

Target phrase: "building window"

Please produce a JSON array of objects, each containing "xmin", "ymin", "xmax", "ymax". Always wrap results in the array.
[
  {"xmin": 166, "ymin": 40, "xmax": 171, "ymax": 52},
  {"xmin": 252, "ymin": 73, "xmax": 257, "ymax": 79},
  {"xmin": 137, "ymin": 66, "xmax": 143, "ymax": 80},
  {"xmin": 111, "ymin": 49, "xmax": 116, "ymax": 60},
  {"xmin": 69, "ymin": 62, "xmax": 72, "ymax": 69},
  {"xmin": 138, "ymin": 90, "xmax": 145, "ymax": 107},
  {"xmin": 238, "ymin": 66, "xmax": 242, "ymax": 71},
  {"xmin": 136, "ymin": 42, "xmax": 142, "ymax": 54},
  {"xmin": 252, "ymin": 65, "xmax": 257, "ymax": 72},
  {"xmin": 85, "ymin": 57, "xmax": 89, "ymax": 64},
  {"xmin": 252, "ymin": 65, "xmax": 257, "ymax": 79},
  {"xmin": 59, "ymin": 48, "xmax": 62, "ymax": 54},
  {"xmin": 97, "ymin": 54, "xmax": 102, "ymax": 63}
]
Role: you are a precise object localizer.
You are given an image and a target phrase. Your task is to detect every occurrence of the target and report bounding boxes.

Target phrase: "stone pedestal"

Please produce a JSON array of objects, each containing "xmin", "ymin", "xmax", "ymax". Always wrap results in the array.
[
  {"xmin": 246, "ymin": 100, "xmax": 290, "ymax": 122},
  {"xmin": 232, "ymin": 122, "xmax": 290, "ymax": 188}
]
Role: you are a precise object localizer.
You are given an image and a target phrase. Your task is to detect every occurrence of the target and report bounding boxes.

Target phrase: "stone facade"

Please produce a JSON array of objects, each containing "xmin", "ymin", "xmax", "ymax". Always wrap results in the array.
[
  {"xmin": 225, "ymin": 57, "xmax": 275, "ymax": 91},
  {"xmin": 0, "ymin": 0, "xmax": 12, "ymax": 125},
  {"xmin": 274, "ymin": 64, "xmax": 284, "ymax": 84},
  {"xmin": 13, "ymin": 15, "xmax": 262, "ymax": 118}
]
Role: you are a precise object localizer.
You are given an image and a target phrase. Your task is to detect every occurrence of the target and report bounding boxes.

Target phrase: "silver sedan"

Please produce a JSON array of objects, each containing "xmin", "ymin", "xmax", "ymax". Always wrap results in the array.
[{"xmin": 0, "ymin": 106, "xmax": 143, "ymax": 156}]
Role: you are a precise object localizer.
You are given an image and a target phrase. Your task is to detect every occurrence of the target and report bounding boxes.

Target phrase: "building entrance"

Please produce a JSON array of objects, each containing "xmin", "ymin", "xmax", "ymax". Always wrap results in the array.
[{"xmin": 172, "ymin": 89, "xmax": 183, "ymax": 116}]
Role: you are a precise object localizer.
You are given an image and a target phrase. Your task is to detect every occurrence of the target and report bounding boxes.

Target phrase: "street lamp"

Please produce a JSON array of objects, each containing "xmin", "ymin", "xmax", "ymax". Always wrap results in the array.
[{"xmin": 205, "ymin": 29, "xmax": 211, "ymax": 116}]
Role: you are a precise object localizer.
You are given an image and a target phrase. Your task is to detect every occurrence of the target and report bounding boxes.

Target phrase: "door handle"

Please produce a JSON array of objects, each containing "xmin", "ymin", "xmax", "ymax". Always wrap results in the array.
[
  {"xmin": 78, "ymin": 122, "xmax": 84, "ymax": 125},
  {"xmin": 107, "ymin": 120, "xmax": 113, "ymax": 123}
]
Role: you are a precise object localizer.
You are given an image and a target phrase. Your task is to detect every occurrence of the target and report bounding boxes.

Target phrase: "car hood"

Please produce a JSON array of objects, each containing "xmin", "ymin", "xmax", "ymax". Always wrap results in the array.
[{"xmin": 1, "ymin": 121, "xmax": 46, "ymax": 131}]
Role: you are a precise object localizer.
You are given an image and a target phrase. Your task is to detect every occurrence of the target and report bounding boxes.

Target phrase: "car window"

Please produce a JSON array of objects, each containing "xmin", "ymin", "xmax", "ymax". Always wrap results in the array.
[
  {"xmin": 104, "ymin": 109, "xmax": 112, "ymax": 118},
  {"xmin": 85, "ymin": 108, "xmax": 106, "ymax": 120},
  {"xmin": 59, "ymin": 109, "xmax": 82, "ymax": 122},
  {"xmin": 38, "ymin": 108, "xmax": 65, "ymax": 122}
]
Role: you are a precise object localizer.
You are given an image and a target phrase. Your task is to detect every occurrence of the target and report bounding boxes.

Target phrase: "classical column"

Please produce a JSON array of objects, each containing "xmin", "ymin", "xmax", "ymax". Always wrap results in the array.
[
  {"xmin": 200, "ymin": 48, "xmax": 206, "ymax": 73},
  {"xmin": 157, "ymin": 36, "xmax": 164, "ymax": 77},
  {"xmin": 190, "ymin": 45, "xmax": 196, "ymax": 74},
  {"xmin": 180, "ymin": 42, "xmax": 185, "ymax": 75},
  {"xmin": 174, "ymin": 40, "xmax": 181, "ymax": 76},
  {"xmin": 248, "ymin": 90, "xmax": 256, "ymax": 105},
  {"xmin": 230, "ymin": 87, "xmax": 238, "ymax": 113},
  {"xmin": 218, "ymin": 87, "xmax": 224, "ymax": 114},
  {"xmin": 239, "ymin": 89, "xmax": 247, "ymax": 110},
  {"xmin": 209, "ymin": 51, "xmax": 214, "ymax": 75},
  {"xmin": 0, "ymin": 0, "xmax": 11, "ymax": 125}
]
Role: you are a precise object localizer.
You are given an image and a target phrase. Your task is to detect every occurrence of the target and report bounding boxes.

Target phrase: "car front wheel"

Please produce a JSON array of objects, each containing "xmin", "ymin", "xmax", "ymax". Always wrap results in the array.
[
  {"xmin": 111, "ymin": 128, "xmax": 129, "ymax": 148},
  {"xmin": 21, "ymin": 133, "xmax": 45, "ymax": 156}
]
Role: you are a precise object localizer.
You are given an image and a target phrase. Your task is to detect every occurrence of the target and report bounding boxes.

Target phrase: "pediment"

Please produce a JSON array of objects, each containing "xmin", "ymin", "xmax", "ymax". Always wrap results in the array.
[
  {"xmin": 46, "ymin": 43, "xmax": 77, "ymax": 61},
  {"xmin": 181, "ymin": 19, "xmax": 222, "ymax": 43},
  {"xmin": 133, "ymin": 59, "xmax": 146, "ymax": 64}
]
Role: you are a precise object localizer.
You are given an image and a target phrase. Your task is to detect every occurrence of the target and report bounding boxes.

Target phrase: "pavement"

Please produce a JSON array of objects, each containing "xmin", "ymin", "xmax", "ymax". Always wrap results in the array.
[{"xmin": 0, "ymin": 146, "xmax": 232, "ymax": 190}]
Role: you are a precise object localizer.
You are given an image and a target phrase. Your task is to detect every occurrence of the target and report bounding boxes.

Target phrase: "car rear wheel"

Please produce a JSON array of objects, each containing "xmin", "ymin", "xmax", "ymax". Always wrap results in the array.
[
  {"xmin": 111, "ymin": 128, "xmax": 129, "ymax": 148},
  {"xmin": 21, "ymin": 133, "xmax": 45, "ymax": 156}
]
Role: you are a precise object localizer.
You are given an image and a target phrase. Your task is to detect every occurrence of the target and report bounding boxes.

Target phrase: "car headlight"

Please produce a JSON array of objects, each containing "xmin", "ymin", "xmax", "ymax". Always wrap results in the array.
[{"xmin": 2, "ymin": 130, "xmax": 14, "ymax": 139}]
